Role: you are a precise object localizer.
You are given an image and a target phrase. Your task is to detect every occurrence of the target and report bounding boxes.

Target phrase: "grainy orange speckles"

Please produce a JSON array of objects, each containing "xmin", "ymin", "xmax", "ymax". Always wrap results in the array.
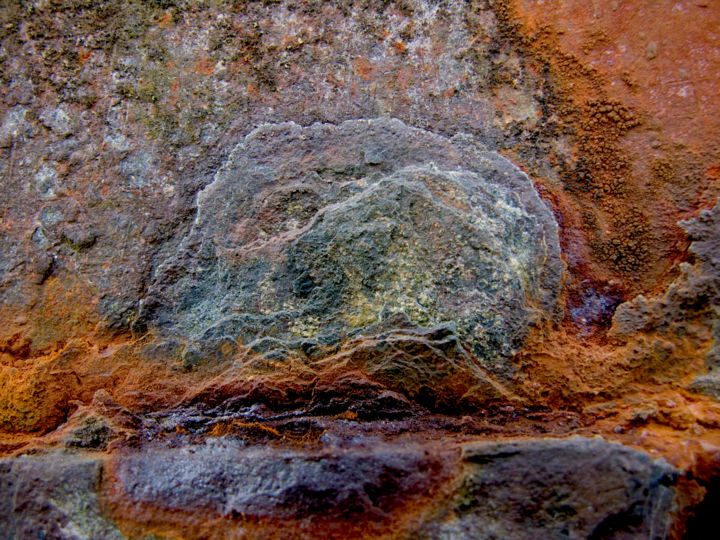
[
  {"xmin": 158, "ymin": 11, "xmax": 172, "ymax": 29},
  {"xmin": 353, "ymin": 57, "xmax": 374, "ymax": 80},
  {"xmin": 392, "ymin": 40, "xmax": 407, "ymax": 54},
  {"xmin": 194, "ymin": 58, "xmax": 215, "ymax": 75},
  {"xmin": 78, "ymin": 48, "xmax": 92, "ymax": 63},
  {"xmin": 707, "ymin": 165, "xmax": 720, "ymax": 181}
]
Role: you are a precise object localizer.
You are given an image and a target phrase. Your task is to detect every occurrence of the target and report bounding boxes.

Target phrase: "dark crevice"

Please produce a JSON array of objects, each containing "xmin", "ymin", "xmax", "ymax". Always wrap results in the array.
[{"xmin": 684, "ymin": 474, "xmax": 720, "ymax": 539}]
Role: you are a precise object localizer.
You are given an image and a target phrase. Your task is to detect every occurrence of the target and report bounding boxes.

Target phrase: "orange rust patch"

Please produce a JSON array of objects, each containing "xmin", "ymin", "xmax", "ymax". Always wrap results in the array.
[
  {"xmin": 194, "ymin": 58, "xmax": 215, "ymax": 75},
  {"xmin": 353, "ymin": 57, "xmax": 374, "ymax": 80},
  {"xmin": 501, "ymin": 0, "xmax": 720, "ymax": 293},
  {"xmin": 78, "ymin": 48, "xmax": 92, "ymax": 63},
  {"xmin": 158, "ymin": 11, "xmax": 172, "ymax": 29},
  {"xmin": 210, "ymin": 420, "xmax": 283, "ymax": 439},
  {"xmin": 707, "ymin": 165, "xmax": 720, "ymax": 181},
  {"xmin": 246, "ymin": 82, "xmax": 259, "ymax": 99}
]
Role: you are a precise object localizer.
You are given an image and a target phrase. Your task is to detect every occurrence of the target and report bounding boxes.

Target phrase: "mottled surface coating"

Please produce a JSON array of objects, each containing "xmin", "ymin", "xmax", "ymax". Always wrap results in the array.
[
  {"xmin": 1, "ymin": 0, "xmax": 720, "ymax": 538},
  {"xmin": 612, "ymin": 198, "xmax": 720, "ymax": 399},
  {"xmin": 136, "ymin": 118, "xmax": 561, "ymax": 376},
  {"xmin": 417, "ymin": 437, "xmax": 677, "ymax": 540},
  {"xmin": 0, "ymin": 452, "xmax": 124, "ymax": 539},
  {"xmin": 107, "ymin": 439, "xmax": 452, "ymax": 521}
]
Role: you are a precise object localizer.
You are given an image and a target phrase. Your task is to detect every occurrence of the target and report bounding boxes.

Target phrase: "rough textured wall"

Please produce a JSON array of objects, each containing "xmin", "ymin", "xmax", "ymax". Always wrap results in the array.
[{"xmin": 1, "ymin": 1, "xmax": 719, "ymax": 538}]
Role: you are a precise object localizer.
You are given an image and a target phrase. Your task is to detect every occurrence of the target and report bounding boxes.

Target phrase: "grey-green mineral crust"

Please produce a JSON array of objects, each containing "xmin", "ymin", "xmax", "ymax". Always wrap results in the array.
[
  {"xmin": 0, "ymin": 452, "xmax": 125, "ymax": 540},
  {"xmin": 415, "ymin": 437, "xmax": 677, "ymax": 540},
  {"xmin": 135, "ymin": 118, "xmax": 562, "ymax": 375}
]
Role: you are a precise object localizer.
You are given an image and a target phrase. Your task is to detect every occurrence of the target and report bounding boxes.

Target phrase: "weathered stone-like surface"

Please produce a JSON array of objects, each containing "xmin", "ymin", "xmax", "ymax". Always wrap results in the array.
[
  {"xmin": 106, "ymin": 438, "xmax": 452, "ymax": 531},
  {"xmin": 611, "ymin": 199, "xmax": 720, "ymax": 398},
  {"xmin": 0, "ymin": 452, "xmax": 124, "ymax": 539},
  {"xmin": 2, "ymin": 0, "xmax": 720, "ymax": 537},
  {"xmin": 135, "ymin": 118, "xmax": 561, "ymax": 378},
  {"xmin": 417, "ymin": 437, "xmax": 678, "ymax": 540},
  {"xmin": 0, "ymin": 435, "xmax": 673, "ymax": 540},
  {"xmin": 0, "ymin": 0, "xmax": 566, "ymax": 358}
]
